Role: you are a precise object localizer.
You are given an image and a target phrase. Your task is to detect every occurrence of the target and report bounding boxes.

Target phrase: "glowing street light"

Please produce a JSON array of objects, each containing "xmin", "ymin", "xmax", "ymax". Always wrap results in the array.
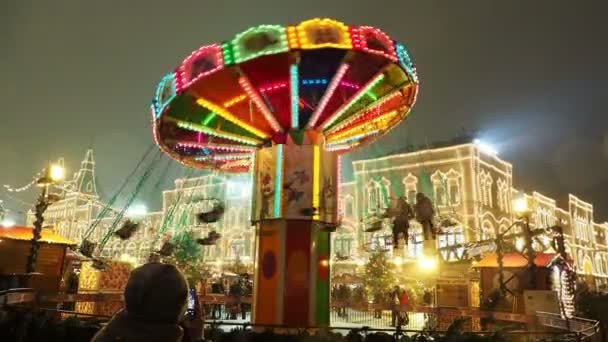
[
  {"xmin": 473, "ymin": 139, "xmax": 498, "ymax": 156},
  {"xmin": 512, "ymin": 193, "xmax": 530, "ymax": 216},
  {"xmin": 418, "ymin": 255, "xmax": 437, "ymax": 270},
  {"xmin": 126, "ymin": 204, "xmax": 148, "ymax": 218},
  {"xmin": 1, "ymin": 218, "xmax": 16, "ymax": 228}
]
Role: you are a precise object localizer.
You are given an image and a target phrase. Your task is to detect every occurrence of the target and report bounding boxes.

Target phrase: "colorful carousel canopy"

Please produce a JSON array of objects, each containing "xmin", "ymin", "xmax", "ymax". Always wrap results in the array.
[{"xmin": 152, "ymin": 18, "xmax": 419, "ymax": 173}]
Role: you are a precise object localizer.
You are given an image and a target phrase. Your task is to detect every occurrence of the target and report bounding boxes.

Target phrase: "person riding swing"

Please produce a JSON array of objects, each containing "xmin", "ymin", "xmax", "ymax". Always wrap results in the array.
[{"xmin": 384, "ymin": 196, "xmax": 414, "ymax": 249}]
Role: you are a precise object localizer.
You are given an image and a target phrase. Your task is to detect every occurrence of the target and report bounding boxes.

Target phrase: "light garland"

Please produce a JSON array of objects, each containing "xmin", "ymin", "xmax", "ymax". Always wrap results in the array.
[
  {"xmin": 350, "ymin": 26, "xmax": 397, "ymax": 62},
  {"xmin": 395, "ymin": 42, "xmax": 418, "ymax": 83},
  {"xmin": 321, "ymin": 72, "xmax": 386, "ymax": 129},
  {"xmin": 326, "ymin": 110, "xmax": 398, "ymax": 143},
  {"xmin": 152, "ymin": 73, "xmax": 176, "ymax": 119},
  {"xmin": 306, "ymin": 63, "xmax": 350, "ymax": 128},
  {"xmin": 290, "ymin": 64, "xmax": 299, "ymax": 128},
  {"xmin": 223, "ymin": 95, "xmax": 248, "ymax": 108},
  {"xmin": 175, "ymin": 141, "xmax": 257, "ymax": 153},
  {"xmin": 238, "ymin": 76, "xmax": 283, "ymax": 133},
  {"xmin": 274, "ymin": 145, "xmax": 284, "ymax": 217},
  {"xmin": 3, "ymin": 173, "xmax": 42, "ymax": 193},
  {"xmin": 326, "ymin": 129, "xmax": 380, "ymax": 147},
  {"xmin": 296, "ymin": 18, "xmax": 352, "ymax": 49},
  {"xmin": 324, "ymin": 89, "xmax": 404, "ymax": 134},
  {"xmin": 221, "ymin": 41, "xmax": 235, "ymax": 66},
  {"xmin": 260, "ymin": 81, "xmax": 288, "ymax": 93},
  {"xmin": 232, "ymin": 25, "xmax": 289, "ymax": 63},
  {"xmin": 194, "ymin": 153, "xmax": 253, "ymax": 162},
  {"xmin": 175, "ymin": 120, "xmax": 262, "ymax": 146},
  {"xmin": 176, "ymin": 44, "xmax": 224, "ymax": 92},
  {"xmin": 313, "ymin": 145, "xmax": 321, "ymax": 220},
  {"xmin": 287, "ymin": 26, "xmax": 299, "ymax": 49},
  {"xmin": 195, "ymin": 98, "xmax": 269, "ymax": 139}
]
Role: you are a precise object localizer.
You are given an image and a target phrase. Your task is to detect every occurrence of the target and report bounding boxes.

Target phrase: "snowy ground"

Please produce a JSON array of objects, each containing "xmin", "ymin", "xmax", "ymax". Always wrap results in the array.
[{"xmin": 205, "ymin": 309, "xmax": 428, "ymax": 333}]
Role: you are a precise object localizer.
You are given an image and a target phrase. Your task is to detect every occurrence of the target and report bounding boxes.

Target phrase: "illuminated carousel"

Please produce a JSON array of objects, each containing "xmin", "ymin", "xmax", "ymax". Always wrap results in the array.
[{"xmin": 152, "ymin": 18, "xmax": 419, "ymax": 327}]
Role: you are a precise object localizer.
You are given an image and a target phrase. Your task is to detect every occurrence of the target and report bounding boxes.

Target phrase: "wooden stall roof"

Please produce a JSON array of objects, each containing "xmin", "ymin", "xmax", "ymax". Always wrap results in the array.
[
  {"xmin": 473, "ymin": 252, "xmax": 557, "ymax": 268},
  {"xmin": 0, "ymin": 226, "xmax": 75, "ymax": 246}
]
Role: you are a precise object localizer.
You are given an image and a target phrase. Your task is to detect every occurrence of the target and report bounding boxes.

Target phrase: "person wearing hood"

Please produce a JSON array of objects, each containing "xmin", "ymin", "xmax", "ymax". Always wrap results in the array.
[{"xmin": 91, "ymin": 262, "xmax": 189, "ymax": 342}]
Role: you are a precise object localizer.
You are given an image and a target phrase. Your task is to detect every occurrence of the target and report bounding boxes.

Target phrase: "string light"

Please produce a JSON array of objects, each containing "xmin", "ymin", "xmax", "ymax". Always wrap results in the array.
[
  {"xmin": 350, "ymin": 26, "xmax": 397, "ymax": 62},
  {"xmin": 176, "ymin": 44, "xmax": 224, "ymax": 92},
  {"xmin": 195, "ymin": 98, "xmax": 270, "ymax": 139},
  {"xmin": 290, "ymin": 64, "xmax": 299, "ymax": 128},
  {"xmin": 306, "ymin": 63, "xmax": 350, "ymax": 128},
  {"xmin": 221, "ymin": 41, "xmax": 235, "ymax": 66},
  {"xmin": 296, "ymin": 18, "xmax": 352, "ymax": 49},
  {"xmin": 232, "ymin": 25, "xmax": 289, "ymax": 63},
  {"xmin": 223, "ymin": 95, "xmax": 248, "ymax": 108},
  {"xmin": 313, "ymin": 145, "xmax": 320, "ymax": 220},
  {"xmin": 175, "ymin": 120, "xmax": 262, "ymax": 146},
  {"xmin": 274, "ymin": 145, "xmax": 284, "ymax": 217},
  {"xmin": 326, "ymin": 129, "xmax": 380, "ymax": 147},
  {"xmin": 287, "ymin": 26, "xmax": 299, "ymax": 49},
  {"xmin": 238, "ymin": 76, "xmax": 282, "ymax": 133},
  {"xmin": 395, "ymin": 42, "xmax": 418, "ymax": 83},
  {"xmin": 175, "ymin": 142, "xmax": 257, "ymax": 152},
  {"xmin": 194, "ymin": 153, "xmax": 253, "ymax": 161},
  {"xmin": 325, "ymin": 89, "xmax": 405, "ymax": 134},
  {"xmin": 321, "ymin": 72, "xmax": 386, "ymax": 129},
  {"xmin": 152, "ymin": 73, "xmax": 176, "ymax": 119},
  {"xmin": 302, "ymin": 79, "xmax": 328, "ymax": 85},
  {"xmin": 326, "ymin": 110, "xmax": 398, "ymax": 143},
  {"xmin": 259, "ymin": 81, "xmax": 288, "ymax": 93},
  {"xmin": 339, "ymin": 80, "xmax": 360, "ymax": 90}
]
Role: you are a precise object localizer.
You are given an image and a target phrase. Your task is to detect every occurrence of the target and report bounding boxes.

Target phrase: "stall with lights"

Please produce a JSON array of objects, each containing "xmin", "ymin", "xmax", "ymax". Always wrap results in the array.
[{"xmin": 151, "ymin": 18, "xmax": 419, "ymax": 327}]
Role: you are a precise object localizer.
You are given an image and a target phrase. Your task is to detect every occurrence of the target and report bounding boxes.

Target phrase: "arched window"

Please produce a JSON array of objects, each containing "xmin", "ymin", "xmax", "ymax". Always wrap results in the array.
[
  {"xmin": 438, "ymin": 224, "xmax": 465, "ymax": 261},
  {"xmin": 595, "ymin": 254, "xmax": 603, "ymax": 275},
  {"xmin": 343, "ymin": 195, "xmax": 355, "ymax": 218},
  {"xmin": 334, "ymin": 232, "xmax": 355, "ymax": 257},
  {"xmin": 431, "ymin": 171, "xmax": 448, "ymax": 207},
  {"xmin": 478, "ymin": 171, "xmax": 494, "ymax": 207},
  {"xmin": 366, "ymin": 178, "xmax": 390, "ymax": 213},
  {"xmin": 496, "ymin": 179, "xmax": 509, "ymax": 213},
  {"xmin": 402, "ymin": 174, "xmax": 418, "ymax": 205},
  {"xmin": 481, "ymin": 220, "xmax": 495, "ymax": 240},
  {"xmin": 407, "ymin": 222, "xmax": 424, "ymax": 258}
]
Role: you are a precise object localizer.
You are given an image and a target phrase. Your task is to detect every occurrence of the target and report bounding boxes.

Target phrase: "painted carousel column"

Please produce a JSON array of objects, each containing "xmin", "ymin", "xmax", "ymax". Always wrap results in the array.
[{"xmin": 251, "ymin": 137, "xmax": 337, "ymax": 327}]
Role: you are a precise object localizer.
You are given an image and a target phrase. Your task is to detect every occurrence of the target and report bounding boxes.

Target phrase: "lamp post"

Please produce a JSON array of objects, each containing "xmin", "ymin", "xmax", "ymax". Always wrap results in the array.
[
  {"xmin": 26, "ymin": 163, "xmax": 65, "ymax": 274},
  {"xmin": 512, "ymin": 193, "xmax": 536, "ymax": 290}
]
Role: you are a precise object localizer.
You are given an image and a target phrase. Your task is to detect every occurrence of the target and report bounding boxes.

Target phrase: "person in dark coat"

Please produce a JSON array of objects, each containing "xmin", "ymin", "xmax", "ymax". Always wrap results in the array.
[
  {"xmin": 415, "ymin": 192, "xmax": 436, "ymax": 240},
  {"xmin": 91, "ymin": 262, "xmax": 189, "ymax": 342},
  {"xmin": 387, "ymin": 196, "xmax": 414, "ymax": 248}
]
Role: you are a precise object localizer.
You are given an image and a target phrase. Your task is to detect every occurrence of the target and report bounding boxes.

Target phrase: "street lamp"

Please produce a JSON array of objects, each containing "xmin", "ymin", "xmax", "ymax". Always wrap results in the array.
[
  {"xmin": 512, "ymin": 192, "xmax": 536, "ymax": 289},
  {"xmin": 26, "ymin": 163, "xmax": 65, "ymax": 274}
]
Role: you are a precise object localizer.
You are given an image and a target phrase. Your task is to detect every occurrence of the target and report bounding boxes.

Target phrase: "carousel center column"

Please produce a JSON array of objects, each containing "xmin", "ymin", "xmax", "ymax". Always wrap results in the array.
[{"xmin": 251, "ymin": 139, "xmax": 338, "ymax": 328}]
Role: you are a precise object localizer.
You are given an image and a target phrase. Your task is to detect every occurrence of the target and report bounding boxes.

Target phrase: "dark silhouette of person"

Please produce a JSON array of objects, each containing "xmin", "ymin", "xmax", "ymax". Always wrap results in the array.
[
  {"xmin": 91, "ymin": 262, "xmax": 189, "ymax": 342},
  {"xmin": 415, "ymin": 192, "xmax": 436, "ymax": 240},
  {"xmin": 211, "ymin": 280, "xmax": 224, "ymax": 319},
  {"xmin": 386, "ymin": 196, "xmax": 414, "ymax": 248}
]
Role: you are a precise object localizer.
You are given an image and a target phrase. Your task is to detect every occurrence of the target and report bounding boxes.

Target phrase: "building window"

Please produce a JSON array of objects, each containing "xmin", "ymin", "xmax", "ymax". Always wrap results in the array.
[
  {"xmin": 438, "ymin": 225, "xmax": 465, "ymax": 261},
  {"xmin": 478, "ymin": 171, "xmax": 494, "ymax": 208},
  {"xmin": 334, "ymin": 234, "xmax": 354, "ymax": 256},
  {"xmin": 431, "ymin": 171, "xmax": 448, "ymax": 207},
  {"xmin": 407, "ymin": 222, "xmax": 424, "ymax": 258},
  {"xmin": 445, "ymin": 170, "xmax": 462, "ymax": 205},
  {"xmin": 343, "ymin": 195, "xmax": 355, "ymax": 218},
  {"xmin": 481, "ymin": 220, "xmax": 494, "ymax": 240},
  {"xmin": 496, "ymin": 179, "xmax": 509, "ymax": 213},
  {"xmin": 402, "ymin": 174, "xmax": 418, "ymax": 205},
  {"xmin": 366, "ymin": 179, "xmax": 390, "ymax": 214}
]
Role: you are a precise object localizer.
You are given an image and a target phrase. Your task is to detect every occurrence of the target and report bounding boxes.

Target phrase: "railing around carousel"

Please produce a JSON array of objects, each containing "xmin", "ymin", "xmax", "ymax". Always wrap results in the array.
[{"xmin": 1, "ymin": 288, "xmax": 602, "ymax": 340}]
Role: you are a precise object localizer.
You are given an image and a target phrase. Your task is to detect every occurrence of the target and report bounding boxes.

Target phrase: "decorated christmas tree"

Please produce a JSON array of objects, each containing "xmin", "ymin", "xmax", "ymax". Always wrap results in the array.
[
  {"xmin": 164, "ymin": 230, "xmax": 209, "ymax": 284},
  {"xmin": 364, "ymin": 251, "xmax": 395, "ymax": 298}
]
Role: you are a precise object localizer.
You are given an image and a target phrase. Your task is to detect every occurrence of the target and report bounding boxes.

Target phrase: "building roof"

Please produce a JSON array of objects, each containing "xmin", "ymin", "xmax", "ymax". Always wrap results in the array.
[
  {"xmin": 0, "ymin": 226, "xmax": 75, "ymax": 245},
  {"xmin": 474, "ymin": 252, "xmax": 558, "ymax": 268}
]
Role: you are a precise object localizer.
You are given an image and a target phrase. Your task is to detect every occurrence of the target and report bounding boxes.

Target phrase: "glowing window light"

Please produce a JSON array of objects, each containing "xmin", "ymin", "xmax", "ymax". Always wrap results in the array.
[
  {"xmin": 274, "ymin": 145, "xmax": 284, "ymax": 217},
  {"xmin": 176, "ymin": 141, "xmax": 257, "ymax": 152},
  {"xmin": 325, "ymin": 89, "xmax": 404, "ymax": 134},
  {"xmin": 306, "ymin": 63, "xmax": 350, "ymax": 128},
  {"xmin": 232, "ymin": 25, "xmax": 289, "ymax": 63},
  {"xmin": 238, "ymin": 77, "xmax": 282, "ymax": 133},
  {"xmin": 152, "ymin": 73, "xmax": 176, "ymax": 119},
  {"xmin": 223, "ymin": 95, "xmax": 248, "ymax": 108},
  {"xmin": 327, "ymin": 110, "xmax": 398, "ymax": 142},
  {"xmin": 176, "ymin": 44, "xmax": 224, "ymax": 92},
  {"xmin": 350, "ymin": 26, "xmax": 398, "ymax": 62},
  {"xmin": 313, "ymin": 145, "xmax": 320, "ymax": 220},
  {"xmin": 175, "ymin": 120, "xmax": 261, "ymax": 146},
  {"xmin": 290, "ymin": 64, "xmax": 299, "ymax": 128},
  {"xmin": 321, "ymin": 73, "xmax": 386, "ymax": 129},
  {"xmin": 326, "ymin": 129, "xmax": 380, "ymax": 146},
  {"xmin": 296, "ymin": 18, "xmax": 352, "ymax": 49},
  {"xmin": 196, "ymin": 98, "xmax": 269, "ymax": 139}
]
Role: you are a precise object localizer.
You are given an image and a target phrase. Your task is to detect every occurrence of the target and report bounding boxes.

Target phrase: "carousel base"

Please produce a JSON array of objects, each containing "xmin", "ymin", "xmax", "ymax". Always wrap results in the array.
[{"xmin": 253, "ymin": 219, "xmax": 330, "ymax": 327}]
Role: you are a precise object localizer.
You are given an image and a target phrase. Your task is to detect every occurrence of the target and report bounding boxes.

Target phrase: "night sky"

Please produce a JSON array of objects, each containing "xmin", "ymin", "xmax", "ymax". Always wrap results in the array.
[{"xmin": 1, "ymin": 0, "xmax": 607, "ymax": 222}]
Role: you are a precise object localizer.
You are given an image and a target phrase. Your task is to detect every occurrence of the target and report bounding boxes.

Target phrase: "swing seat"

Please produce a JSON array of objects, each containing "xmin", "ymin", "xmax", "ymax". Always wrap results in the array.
[
  {"xmin": 114, "ymin": 220, "xmax": 140, "ymax": 240},
  {"xmin": 197, "ymin": 203, "xmax": 225, "ymax": 223},
  {"xmin": 80, "ymin": 239, "xmax": 97, "ymax": 258},
  {"xmin": 159, "ymin": 241, "xmax": 175, "ymax": 256}
]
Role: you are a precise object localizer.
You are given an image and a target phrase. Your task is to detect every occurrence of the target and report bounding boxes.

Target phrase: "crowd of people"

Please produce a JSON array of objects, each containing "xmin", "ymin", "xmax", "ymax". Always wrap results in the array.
[{"xmin": 206, "ymin": 275, "xmax": 253, "ymax": 321}]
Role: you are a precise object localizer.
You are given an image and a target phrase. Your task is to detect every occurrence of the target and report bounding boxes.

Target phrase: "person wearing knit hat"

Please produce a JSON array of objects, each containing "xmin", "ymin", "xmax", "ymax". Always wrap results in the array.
[{"xmin": 91, "ymin": 262, "xmax": 189, "ymax": 342}]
